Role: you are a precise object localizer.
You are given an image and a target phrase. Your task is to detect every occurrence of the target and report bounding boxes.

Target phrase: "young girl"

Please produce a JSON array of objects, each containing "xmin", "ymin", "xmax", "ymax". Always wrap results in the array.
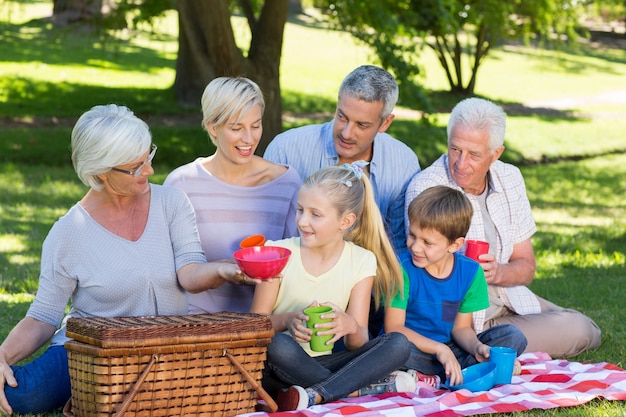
[{"xmin": 251, "ymin": 162, "xmax": 412, "ymax": 411}]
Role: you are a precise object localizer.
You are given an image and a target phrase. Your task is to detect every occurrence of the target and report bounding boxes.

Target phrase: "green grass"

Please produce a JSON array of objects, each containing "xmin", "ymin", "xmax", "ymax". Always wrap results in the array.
[{"xmin": 1, "ymin": 2, "xmax": 626, "ymax": 416}]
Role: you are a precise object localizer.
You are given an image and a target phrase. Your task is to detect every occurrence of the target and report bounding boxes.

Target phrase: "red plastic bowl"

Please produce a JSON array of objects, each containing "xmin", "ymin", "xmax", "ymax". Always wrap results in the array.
[{"xmin": 233, "ymin": 246, "xmax": 292, "ymax": 279}]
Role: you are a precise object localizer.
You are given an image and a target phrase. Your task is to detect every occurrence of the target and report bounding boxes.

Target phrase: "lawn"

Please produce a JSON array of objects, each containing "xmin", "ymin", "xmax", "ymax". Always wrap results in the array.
[{"xmin": 1, "ymin": 2, "xmax": 625, "ymax": 416}]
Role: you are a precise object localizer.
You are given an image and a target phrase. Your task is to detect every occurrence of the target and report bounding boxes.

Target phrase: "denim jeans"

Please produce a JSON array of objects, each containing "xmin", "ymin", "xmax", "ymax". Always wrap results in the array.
[
  {"xmin": 4, "ymin": 345, "xmax": 71, "ymax": 414},
  {"xmin": 404, "ymin": 324, "xmax": 528, "ymax": 383},
  {"xmin": 263, "ymin": 332, "xmax": 410, "ymax": 403}
]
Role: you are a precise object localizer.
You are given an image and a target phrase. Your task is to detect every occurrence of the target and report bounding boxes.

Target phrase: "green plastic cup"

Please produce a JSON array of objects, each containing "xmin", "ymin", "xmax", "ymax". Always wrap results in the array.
[{"xmin": 304, "ymin": 305, "xmax": 334, "ymax": 352}]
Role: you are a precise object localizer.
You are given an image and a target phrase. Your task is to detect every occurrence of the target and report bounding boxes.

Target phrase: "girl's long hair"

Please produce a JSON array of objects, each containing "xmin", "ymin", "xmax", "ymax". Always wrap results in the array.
[{"xmin": 302, "ymin": 164, "xmax": 403, "ymax": 309}]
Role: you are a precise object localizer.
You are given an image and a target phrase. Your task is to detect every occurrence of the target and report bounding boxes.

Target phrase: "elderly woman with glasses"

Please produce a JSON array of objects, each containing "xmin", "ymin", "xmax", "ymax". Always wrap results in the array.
[{"xmin": 0, "ymin": 104, "xmax": 243, "ymax": 416}]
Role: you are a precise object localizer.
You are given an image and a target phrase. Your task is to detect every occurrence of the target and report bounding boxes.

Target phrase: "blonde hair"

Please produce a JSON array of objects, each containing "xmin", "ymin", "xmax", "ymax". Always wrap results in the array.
[
  {"xmin": 200, "ymin": 77, "xmax": 265, "ymax": 146},
  {"xmin": 302, "ymin": 164, "xmax": 403, "ymax": 309}
]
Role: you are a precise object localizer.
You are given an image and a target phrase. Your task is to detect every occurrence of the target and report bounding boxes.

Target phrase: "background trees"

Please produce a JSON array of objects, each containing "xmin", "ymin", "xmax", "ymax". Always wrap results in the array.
[
  {"xmin": 50, "ymin": 0, "xmax": 289, "ymax": 153},
  {"xmin": 41, "ymin": 0, "xmax": 621, "ymax": 150},
  {"xmin": 174, "ymin": 1, "xmax": 289, "ymax": 154},
  {"xmin": 323, "ymin": 0, "xmax": 583, "ymax": 97}
]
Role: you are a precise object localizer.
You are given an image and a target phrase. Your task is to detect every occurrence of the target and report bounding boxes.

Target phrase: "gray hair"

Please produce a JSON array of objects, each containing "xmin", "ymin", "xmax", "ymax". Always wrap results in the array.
[
  {"xmin": 447, "ymin": 97, "xmax": 507, "ymax": 150},
  {"xmin": 201, "ymin": 77, "xmax": 265, "ymax": 146},
  {"xmin": 71, "ymin": 104, "xmax": 152, "ymax": 191},
  {"xmin": 338, "ymin": 65, "xmax": 398, "ymax": 120}
]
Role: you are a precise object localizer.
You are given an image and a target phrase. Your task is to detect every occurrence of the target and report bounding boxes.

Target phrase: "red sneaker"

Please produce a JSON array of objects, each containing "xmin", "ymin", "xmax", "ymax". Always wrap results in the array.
[
  {"xmin": 277, "ymin": 386, "xmax": 310, "ymax": 411},
  {"xmin": 407, "ymin": 369, "xmax": 441, "ymax": 388}
]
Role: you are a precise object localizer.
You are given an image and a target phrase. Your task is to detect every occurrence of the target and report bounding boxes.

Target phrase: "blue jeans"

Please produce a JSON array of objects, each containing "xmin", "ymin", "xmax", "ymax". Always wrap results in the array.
[
  {"xmin": 404, "ymin": 324, "xmax": 528, "ymax": 383},
  {"xmin": 5, "ymin": 345, "xmax": 71, "ymax": 414},
  {"xmin": 263, "ymin": 332, "xmax": 411, "ymax": 403}
]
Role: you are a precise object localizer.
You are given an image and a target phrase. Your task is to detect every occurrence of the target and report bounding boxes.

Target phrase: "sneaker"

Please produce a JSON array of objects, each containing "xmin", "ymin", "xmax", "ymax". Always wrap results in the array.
[
  {"xmin": 359, "ymin": 370, "xmax": 416, "ymax": 396},
  {"xmin": 277, "ymin": 385, "xmax": 314, "ymax": 411},
  {"xmin": 406, "ymin": 369, "xmax": 441, "ymax": 389}
]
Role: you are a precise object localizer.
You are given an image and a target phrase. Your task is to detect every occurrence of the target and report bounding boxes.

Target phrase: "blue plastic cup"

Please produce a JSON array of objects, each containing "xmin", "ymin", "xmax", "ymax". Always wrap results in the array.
[{"xmin": 489, "ymin": 346, "xmax": 517, "ymax": 385}]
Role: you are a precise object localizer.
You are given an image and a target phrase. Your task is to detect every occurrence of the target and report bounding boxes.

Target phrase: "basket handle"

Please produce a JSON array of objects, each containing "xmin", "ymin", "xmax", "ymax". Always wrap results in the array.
[
  {"xmin": 224, "ymin": 349, "xmax": 278, "ymax": 412},
  {"xmin": 64, "ymin": 354, "xmax": 159, "ymax": 417},
  {"xmin": 113, "ymin": 354, "xmax": 159, "ymax": 417},
  {"xmin": 62, "ymin": 397, "xmax": 74, "ymax": 417},
  {"xmin": 64, "ymin": 351, "xmax": 277, "ymax": 416}
]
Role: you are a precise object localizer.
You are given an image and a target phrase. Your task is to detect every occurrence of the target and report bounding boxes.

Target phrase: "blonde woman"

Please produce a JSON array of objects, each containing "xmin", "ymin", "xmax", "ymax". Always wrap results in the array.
[{"xmin": 165, "ymin": 77, "xmax": 301, "ymax": 314}]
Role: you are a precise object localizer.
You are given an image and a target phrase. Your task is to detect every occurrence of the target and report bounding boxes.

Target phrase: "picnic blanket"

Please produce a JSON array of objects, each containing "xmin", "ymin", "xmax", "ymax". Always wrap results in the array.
[{"xmin": 239, "ymin": 352, "xmax": 626, "ymax": 416}]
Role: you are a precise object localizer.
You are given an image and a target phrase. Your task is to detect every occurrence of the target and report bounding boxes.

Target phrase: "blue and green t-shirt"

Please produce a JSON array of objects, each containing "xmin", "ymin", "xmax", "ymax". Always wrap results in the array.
[{"xmin": 390, "ymin": 252, "xmax": 488, "ymax": 343}]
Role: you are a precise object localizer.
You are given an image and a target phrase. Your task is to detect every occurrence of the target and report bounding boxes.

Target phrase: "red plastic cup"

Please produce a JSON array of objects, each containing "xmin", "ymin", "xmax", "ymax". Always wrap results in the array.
[{"xmin": 465, "ymin": 240, "xmax": 489, "ymax": 262}]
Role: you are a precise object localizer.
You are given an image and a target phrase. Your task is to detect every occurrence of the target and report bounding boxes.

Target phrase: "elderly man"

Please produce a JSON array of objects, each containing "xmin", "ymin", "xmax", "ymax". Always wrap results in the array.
[{"xmin": 405, "ymin": 97, "xmax": 600, "ymax": 358}]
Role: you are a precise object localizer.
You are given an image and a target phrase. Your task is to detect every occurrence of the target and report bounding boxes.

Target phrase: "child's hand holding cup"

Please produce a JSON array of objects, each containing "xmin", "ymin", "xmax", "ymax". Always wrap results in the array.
[{"xmin": 304, "ymin": 305, "xmax": 334, "ymax": 352}]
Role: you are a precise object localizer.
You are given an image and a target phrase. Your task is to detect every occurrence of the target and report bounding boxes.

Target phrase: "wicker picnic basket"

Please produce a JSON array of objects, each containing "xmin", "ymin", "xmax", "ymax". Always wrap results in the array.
[{"xmin": 63, "ymin": 312, "xmax": 277, "ymax": 417}]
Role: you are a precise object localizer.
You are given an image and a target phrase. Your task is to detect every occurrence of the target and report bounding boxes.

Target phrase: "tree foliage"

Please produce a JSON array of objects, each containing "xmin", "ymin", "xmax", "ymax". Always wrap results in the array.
[
  {"xmin": 174, "ymin": 0, "xmax": 289, "ymax": 154},
  {"xmin": 324, "ymin": 0, "xmax": 585, "ymax": 98},
  {"xmin": 50, "ymin": 0, "xmax": 289, "ymax": 154}
]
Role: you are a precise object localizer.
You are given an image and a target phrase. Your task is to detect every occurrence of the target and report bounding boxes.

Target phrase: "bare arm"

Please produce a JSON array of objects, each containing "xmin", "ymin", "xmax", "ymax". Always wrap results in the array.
[
  {"xmin": 451, "ymin": 312, "xmax": 489, "ymax": 361},
  {"xmin": 335, "ymin": 276, "xmax": 372, "ymax": 350},
  {"xmin": 176, "ymin": 261, "xmax": 246, "ymax": 293},
  {"xmin": 385, "ymin": 306, "xmax": 443, "ymax": 355},
  {"xmin": 449, "ymin": 312, "xmax": 490, "ymax": 385},
  {"xmin": 385, "ymin": 306, "xmax": 462, "ymax": 384},
  {"xmin": 0, "ymin": 317, "xmax": 56, "ymax": 415},
  {"xmin": 250, "ymin": 279, "xmax": 299, "ymax": 333},
  {"xmin": 481, "ymin": 238, "xmax": 536, "ymax": 287}
]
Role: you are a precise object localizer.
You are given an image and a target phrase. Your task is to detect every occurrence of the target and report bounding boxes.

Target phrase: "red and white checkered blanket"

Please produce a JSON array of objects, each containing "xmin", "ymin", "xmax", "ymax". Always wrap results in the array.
[{"xmin": 240, "ymin": 352, "xmax": 626, "ymax": 416}]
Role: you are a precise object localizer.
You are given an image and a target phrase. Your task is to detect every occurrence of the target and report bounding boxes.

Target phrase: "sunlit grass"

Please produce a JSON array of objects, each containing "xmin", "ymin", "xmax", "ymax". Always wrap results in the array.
[
  {"xmin": 0, "ymin": 55, "xmax": 175, "ymax": 88},
  {"xmin": 0, "ymin": 292, "xmax": 34, "ymax": 302},
  {"xmin": 0, "ymin": 3, "xmax": 625, "ymax": 416},
  {"xmin": 0, "ymin": 164, "xmax": 84, "ymax": 294},
  {"xmin": 418, "ymin": 42, "xmax": 626, "ymax": 103},
  {"xmin": 0, "ymin": 0, "xmax": 52, "ymax": 24}
]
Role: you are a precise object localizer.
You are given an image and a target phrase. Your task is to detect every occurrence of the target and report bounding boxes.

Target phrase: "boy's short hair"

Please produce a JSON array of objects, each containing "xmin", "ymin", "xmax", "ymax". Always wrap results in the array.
[{"xmin": 407, "ymin": 185, "xmax": 473, "ymax": 243}]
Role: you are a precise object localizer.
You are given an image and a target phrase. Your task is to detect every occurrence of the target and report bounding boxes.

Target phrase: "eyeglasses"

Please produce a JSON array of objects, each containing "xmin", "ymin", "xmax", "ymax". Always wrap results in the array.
[{"xmin": 111, "ymin": 144, "xmax": 157, "ymax": 177}]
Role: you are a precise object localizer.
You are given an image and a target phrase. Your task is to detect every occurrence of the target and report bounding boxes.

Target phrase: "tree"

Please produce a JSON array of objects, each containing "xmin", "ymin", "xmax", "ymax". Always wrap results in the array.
[
  {"xmin": 175, "ymin": 1, "xmax": 289, "ymax": 153},
  {"xmin": 324, "ymin": 0, "xmax": 583, "ymax": 96},
  {"xmin": 50, "ymin": 0, "xmax": 290, "ymax": 154},
  {"xmin": 52, "ymin": 0, "xmax": 121, "ymax": 27},
  {"xmin": 52, "ymin": 0, "xmax": 102, "ymax": 25}
]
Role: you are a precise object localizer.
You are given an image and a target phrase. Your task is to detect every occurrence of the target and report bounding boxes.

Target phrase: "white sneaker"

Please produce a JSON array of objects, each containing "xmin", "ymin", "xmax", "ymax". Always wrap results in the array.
[{"xmin": 359, "ymin": 370, "xmax": 416, "ymax": 396}]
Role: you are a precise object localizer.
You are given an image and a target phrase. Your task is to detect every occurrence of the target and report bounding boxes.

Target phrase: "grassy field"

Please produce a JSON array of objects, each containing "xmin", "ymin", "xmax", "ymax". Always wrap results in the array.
[{"xmin": 1, "ymin": 2, "xmax": 626, "ymax": 416}]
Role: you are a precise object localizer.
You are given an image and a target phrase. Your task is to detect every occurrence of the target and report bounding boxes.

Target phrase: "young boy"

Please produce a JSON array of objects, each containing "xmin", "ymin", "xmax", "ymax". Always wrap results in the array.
[{"xmin": 385, "ymin": 185, "xmax": 527, "ymax": 387}]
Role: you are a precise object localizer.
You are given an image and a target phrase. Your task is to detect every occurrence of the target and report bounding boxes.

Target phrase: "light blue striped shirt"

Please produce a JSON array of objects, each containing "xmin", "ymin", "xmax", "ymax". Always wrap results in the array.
[{"xmin": 264, "ymin": 121, "xmax": 421, "ymax": 252}]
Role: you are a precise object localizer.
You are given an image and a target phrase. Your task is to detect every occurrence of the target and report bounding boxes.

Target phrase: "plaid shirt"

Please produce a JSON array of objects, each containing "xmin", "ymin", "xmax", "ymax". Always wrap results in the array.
[{"xmin": 405, "ymin": 155, "xmax": 541, "ymax": 332}]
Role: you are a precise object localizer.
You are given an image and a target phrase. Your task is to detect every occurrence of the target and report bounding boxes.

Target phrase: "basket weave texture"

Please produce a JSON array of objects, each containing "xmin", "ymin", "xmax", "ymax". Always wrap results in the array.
[{"xmin": 64, "ymin": 312, "xmax": 274, "ymax": 417}]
